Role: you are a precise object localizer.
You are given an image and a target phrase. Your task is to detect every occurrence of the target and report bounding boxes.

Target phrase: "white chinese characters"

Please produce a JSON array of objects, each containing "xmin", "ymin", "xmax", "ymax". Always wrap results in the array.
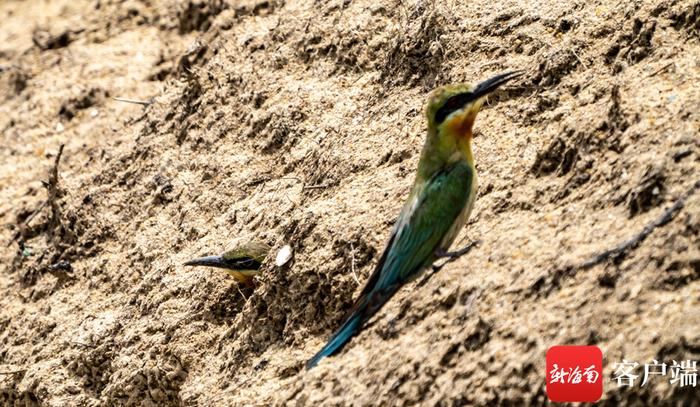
[{"xmin": 612, "ymin": 359, "xmax": 697, "ymax": 388}]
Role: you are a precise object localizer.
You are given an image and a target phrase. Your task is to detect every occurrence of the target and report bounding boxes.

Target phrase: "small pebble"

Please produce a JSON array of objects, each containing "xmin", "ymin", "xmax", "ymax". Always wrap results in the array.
[{"xmin": 275, "ymin": 245, "xmax": 293, "ymax": 267}]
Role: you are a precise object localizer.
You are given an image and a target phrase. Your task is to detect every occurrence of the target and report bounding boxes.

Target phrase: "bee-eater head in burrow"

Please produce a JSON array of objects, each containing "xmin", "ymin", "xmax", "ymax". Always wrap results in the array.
[
  {"xmin": 426, "ymin": 71, "xmax": 523, "ymax": 143},
  {"xmin": 184, "ymin": 240, "xmax": 271, "ymax": 285},
  {"xmin": 183, "ymin": 240, "xmax": 270, "ymax": 271}
]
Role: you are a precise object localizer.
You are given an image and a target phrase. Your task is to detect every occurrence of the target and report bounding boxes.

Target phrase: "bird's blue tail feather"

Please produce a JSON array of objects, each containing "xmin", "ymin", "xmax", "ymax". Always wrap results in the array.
[{"xmin": 306, "ymin": 311, "xmax": 363, "ymax": 369}]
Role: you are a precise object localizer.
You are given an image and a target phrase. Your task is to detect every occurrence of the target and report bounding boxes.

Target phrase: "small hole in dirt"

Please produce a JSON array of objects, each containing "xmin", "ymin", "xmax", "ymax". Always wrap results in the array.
[{"xmin": 558, "ymin": 19, "xmax": 572, "ymax": 33}]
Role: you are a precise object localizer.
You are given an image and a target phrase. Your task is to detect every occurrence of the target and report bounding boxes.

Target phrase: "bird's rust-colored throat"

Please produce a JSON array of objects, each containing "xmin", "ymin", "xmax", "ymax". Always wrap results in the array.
[
  {"xmin": 441, "ymin": 108, "xmax": 479, "ymax": 163},
  {"xmin": 444, "ymin": 109, "xmax": 477, "ymax": 140}
]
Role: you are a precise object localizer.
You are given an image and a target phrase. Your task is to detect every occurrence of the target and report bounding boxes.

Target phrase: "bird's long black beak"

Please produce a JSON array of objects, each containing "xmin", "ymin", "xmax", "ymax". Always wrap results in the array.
[
  {"xmin": 471, "ymin": 70, "xmax": 524, "ymax": 100},
  {"xmin": 184, "ymin": 255, "xmax": 229, "ymax": 269}
]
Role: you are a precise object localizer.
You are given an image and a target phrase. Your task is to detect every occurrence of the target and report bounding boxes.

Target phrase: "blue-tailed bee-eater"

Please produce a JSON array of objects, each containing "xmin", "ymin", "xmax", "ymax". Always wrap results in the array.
[
  {"xmin": 307, "ymin": 71, "xmax": 523, "ymax": 368},
  {"xmin": 184, "ymin": 240, "xmax": 271, "ymax": 286}
]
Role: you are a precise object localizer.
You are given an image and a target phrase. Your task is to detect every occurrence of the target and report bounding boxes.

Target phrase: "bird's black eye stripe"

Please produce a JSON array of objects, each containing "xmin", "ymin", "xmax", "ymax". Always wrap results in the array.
[
  {"xmin": 434, "ymin": 92, "xmax": 476, "ymax": 124},
  {"xmin": 226, "ymin": 257, "xmax": 262, "ymax": 270}
]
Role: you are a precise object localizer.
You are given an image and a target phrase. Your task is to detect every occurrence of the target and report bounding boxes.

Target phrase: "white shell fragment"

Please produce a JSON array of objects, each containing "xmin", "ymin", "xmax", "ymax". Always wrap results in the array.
[{"xmin": 275, "ymin": 245, "xmax": 293, "ymax": 267}]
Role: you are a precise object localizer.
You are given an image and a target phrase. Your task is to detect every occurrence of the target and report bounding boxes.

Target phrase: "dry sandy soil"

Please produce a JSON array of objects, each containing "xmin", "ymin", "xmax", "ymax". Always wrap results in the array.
[{"xmin": 1, "ymin": 0, "xmax": 699, "ymax": 405}]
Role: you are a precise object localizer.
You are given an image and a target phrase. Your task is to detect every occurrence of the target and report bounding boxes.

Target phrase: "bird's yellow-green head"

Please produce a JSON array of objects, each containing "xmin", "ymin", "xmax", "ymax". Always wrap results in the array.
[
  {"xmin": 423, "ymin": 71, "xmax": 522, "ymax": 166},
  {"xmin": 183, "ymin": 240, "xmax": 270, "ymax": 271},
  {"xmin": 183, "ymin": 240, "xmax": 271, "ymax": 285}
]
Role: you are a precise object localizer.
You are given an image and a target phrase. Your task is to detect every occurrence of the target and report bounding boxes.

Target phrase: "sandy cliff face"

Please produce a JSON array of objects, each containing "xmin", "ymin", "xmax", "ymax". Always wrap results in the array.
[{"xmin": 1, "ymin": 0, "xmax": 698, "ymax": 405}]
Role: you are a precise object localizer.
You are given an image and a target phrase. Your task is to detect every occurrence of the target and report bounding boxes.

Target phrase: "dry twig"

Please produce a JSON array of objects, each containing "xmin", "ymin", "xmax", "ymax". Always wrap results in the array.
[
  {"xmin": 113, "ymin": 96, "xmax": 153, "ymax": 106},
  {"xmin": 645, "ymin": 61, "xmax": 674, "ymax": 79},
  {"xmin": 577, "ymin": 179, "xmax": 700, "ymax": 270}
]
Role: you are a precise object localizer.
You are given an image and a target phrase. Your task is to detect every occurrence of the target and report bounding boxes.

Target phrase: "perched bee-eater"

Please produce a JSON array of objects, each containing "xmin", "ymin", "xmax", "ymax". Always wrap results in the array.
[
  {"xmin": 307, "ymin": 72, "xmax": 522, "ymax": 369},
  {"xmin": 184, "ymin": 240, "xmax": 271, "ymax": 286}
]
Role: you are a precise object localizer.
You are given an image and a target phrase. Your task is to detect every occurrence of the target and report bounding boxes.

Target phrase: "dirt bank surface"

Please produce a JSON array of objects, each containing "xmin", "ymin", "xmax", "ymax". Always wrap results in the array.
[{"xmin": 1, "ymin": 0, "xmax": 699, "ymax": 405}]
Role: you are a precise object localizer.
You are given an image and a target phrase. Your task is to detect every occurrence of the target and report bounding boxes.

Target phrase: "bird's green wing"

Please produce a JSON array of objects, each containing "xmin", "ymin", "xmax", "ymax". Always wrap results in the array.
[
  {"xmin": 306, "ymin": 161, "xmax": 474, "ymax": 368},
  {"xmin": 373, "ymin": 160, "xmax": 474, "ymax": 289},
  {"xmin": 307, "ymin": 161, "xmax": 474, "ymax": 368}
]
